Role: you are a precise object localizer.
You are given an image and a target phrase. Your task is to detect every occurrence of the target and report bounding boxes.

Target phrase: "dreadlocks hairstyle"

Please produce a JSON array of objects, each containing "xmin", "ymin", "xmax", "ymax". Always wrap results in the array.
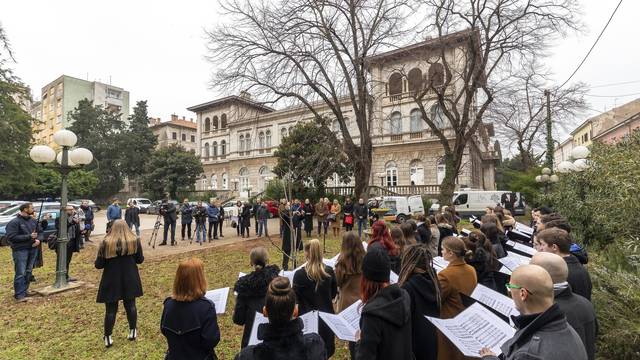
[{"xmin": 398, "ymin": 244, "xmax": 441, "ymax": 310}]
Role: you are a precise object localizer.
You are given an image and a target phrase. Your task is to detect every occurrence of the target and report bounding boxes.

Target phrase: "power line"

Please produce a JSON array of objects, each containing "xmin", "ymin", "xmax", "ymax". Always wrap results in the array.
[
  {"xmin": 558, "ymin": 0, "xmax": 624, "ymax": 89},
  {"xmin": 590, "ymin": 79, "xmax": 640, "ymax": 89},
  {"xmin": 584, "ymin": 91, "xmax": 640, "ymax": 98}
]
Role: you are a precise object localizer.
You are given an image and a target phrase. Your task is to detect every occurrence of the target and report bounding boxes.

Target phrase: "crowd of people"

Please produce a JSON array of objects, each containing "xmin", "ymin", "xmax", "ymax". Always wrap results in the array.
[{"xmin": 5, "ymin": 198, "xmax": 597, "ymax": 360}]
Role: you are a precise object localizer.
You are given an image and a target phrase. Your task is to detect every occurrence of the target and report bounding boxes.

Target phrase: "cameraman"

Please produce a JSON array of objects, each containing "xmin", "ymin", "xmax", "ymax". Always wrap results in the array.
[
  {"xmin": 159, "ymin": 199, "xmax": 177, "ymax": 246},
  {"xmin": 193, "ymin": 201, "xmax": 207, "ymax": 245}
]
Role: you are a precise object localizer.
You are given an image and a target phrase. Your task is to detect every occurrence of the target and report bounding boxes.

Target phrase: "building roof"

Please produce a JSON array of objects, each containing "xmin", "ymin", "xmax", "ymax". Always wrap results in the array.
[
  {"xmin": 186, "ymin": 95, "xmax": 275, "ymax": 113},
  {"xmin": 149, "ymin": 119, "xmax": 197, "ymax": 130}
]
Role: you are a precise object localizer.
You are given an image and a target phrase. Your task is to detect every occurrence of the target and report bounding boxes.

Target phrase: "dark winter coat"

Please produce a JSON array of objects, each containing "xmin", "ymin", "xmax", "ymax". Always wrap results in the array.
[
  {"xmin": 233, "ymin": 265, "xmax": 281, "ymax": 348},
  {"xmin": 555, "ymin": 286, "xmax": 597, "ymax": 360},
  {"xmin": 163, "ymin": 202, "xmax": 177, "ymax": 222},
  {"xmin": 241, "ymin": 205, "xmax": 252, "ymax": 227},
  {"xmin": 180, "ymin": 204, "xmax": 193, "ymax": 224},
  {"xmin": 293, "ymin": 265, "xmax": 338, "ymax": 358},
  {"xmin": 466, "ymin": 251, "xmax": 499, "ymax": 292},
  {"xmin": 194, "ymin": 206, "xmax": 208, "ymax": 225},
  {"xmin": 437, "ymin": 224, "xmax": 455, "ymax": 255},
  {"xmin": 161, "ymin": 297, "xmax": 221, "ymax": 360},
  {"xmin": 125, "ymin": 206, "xmax": 140, "ymax": 226},
  {"xmin": 354, "ymin": 203, "xmax": 368, "ymax": 219},
  {"xmin": 95, "ymin": 239, "xmax": 144, "ymax": 303},
  {"xmin": 369, "ymin": 241, "xmax": 401, "ymax": 274},
  {"xmin": 402, "ymin": 272, "xmax": 440, "ymax": 360},
  {"xmin": 565, "ymin": 255, "xmax": 592, "ymax": 301},
  {"xmin": 483, "ymin": 303, "xmax": 587, "ymax": 360},
  {"xmin": 416, "ymin": 222, "xmax": 432, "ymax": 245},
  {"xmin": 81, "ymin": 205, "xmax": 94, "ymax": 224},
  {"xmin": 55, "ymin": 215, "xmax": 81, "ymax": 253},
  {"xmin": 234, "ymin": 318, "xmax": 326, "ymax": 360},
  {"xmin": 342, "ymin": 202, "xmax": 354, "ymax": 226},
  {"xmin": 355, "ymin": 284, "xmax": 413, "ymax": 360},
  {"xmin": 303, "ymin": 203, "xmax": 314, "ymax": 230},
  {"xmin": 5, "ymin": 214, "xmax": 43, "ymax": 251}
]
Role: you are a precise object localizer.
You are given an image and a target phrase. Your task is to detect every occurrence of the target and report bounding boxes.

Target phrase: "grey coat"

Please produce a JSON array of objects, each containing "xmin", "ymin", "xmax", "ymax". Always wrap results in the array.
[
  {"xmin": 555, "ymin": 286, "xmax": 597, "ymax": 360},
  {"xmin": 484, "ymin": 303, "xmax": 587, "ymax": 360}
]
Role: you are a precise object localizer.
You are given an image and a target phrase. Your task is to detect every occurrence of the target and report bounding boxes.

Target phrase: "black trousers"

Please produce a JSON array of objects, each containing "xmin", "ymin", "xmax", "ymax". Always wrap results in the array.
[
  {"xmin": 218, "ymin": 219, "xmax": 223, "ymax": 236},
  {"xmin": 163, "ymin": 220, "xmax": 176, "ymax": 244},
  {"xmin": 208, "ymin": 221, "xmax": 218, "ymax": 239},
  {"xmin": 181, "ymin": 222, "xmax": 192, "ymax": 239},
  {"xmin": 104, "ymin": 299, "xmax": 137, "ymax": 336}
]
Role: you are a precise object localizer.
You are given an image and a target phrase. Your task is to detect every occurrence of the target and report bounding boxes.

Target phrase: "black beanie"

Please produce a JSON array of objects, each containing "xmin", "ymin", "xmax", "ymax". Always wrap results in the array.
[{"xmin": 363, "ymin": 247, "xmax": 391, "ymax": 282}]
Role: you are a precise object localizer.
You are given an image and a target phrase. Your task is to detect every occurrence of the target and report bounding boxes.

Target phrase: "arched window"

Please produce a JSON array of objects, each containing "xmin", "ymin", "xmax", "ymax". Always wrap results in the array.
[
  {"xmin": 239, "ymin": 167, "xmax": 249, "ymax": 191},
  {"xmin": 239, "ymin": 135, "xmax": 245, "ymax": 153},
  {"xmin": 410, "ymin": 159, "xmax": 424, "ymax": 186},
  {"xmin": 428, "ymin": 63, "xmax": 445, "ymax": 87},
  {"xmin": 259, "ymin": 166, "xmax": 271, "ymax": 191},
  {"xmin": 258, "ymin": 131, "xmax": 265, "ymax": 148},
  {"xmin": 204, "ymin": 117, "xmax": 211, "ymax": 132},
  {"xmin": 220, "ymin": 140, "xmax": 226, "ymax": 155},
  {"xmin": 385, "ymin": 161, "xmax": 398, "ymax": 187},
  {"xmin": 212, "ymin": 141, "xmax": 218, "ymax": 157},
  {"xmin": 200, "ymin": 174, "xmax": 207, "ymax": 191},
  {"xmin": 390, "ymin": 111, "xmax": 402, "ymax": 134},
  {"xmin": 407, "ymin": 68, "xmax": 423, "ymax": 92},
  {"xmin": 430, "ymin": 104, "xmax": 447, "ymax": 129},
  {"xmin": 281, "ymin": 127, "xmax": 288, "ymax": 141},
  {"xmin": 222, "ymin": 172, "xmax": 228, "ymax": 189},
  {"xmin": 332, "ymin": 119, "xmax": 340, "ymax": 133},
  {"xmin": 210, "ymin": 174, "xmax": 218, "ymax": 190},
  {"xmin": 212, "ymin": 116, "xmax": 219, "ymax": 130},
  {"xmin": 265, "ymin": 130, "xmax": 272, "ymax": 148},
  {"xmin": 436, "ymin": 158, "xmax": 446, "ymax": 185},
  {"xmin": 245, "ymin": 133, "xmax": 251, "ymax": 151},
  {"xmin": 388, "ymin": 72, "xmax": 403, "ymax": 95},
  {"xmin": 220, "ymin": 113, "xmax": 227, "ymax": 129},
  {"xmin": 410, "ymin": 109, "xmax": 423, "ymax": 132},
  {"xmin": 203, "ymin": 142, "xmax": 210, "ymax": 158}
]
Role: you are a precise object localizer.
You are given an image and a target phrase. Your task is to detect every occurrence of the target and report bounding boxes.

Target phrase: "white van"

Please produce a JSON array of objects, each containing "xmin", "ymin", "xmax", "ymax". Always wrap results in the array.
[
  {"xmin": 446, "ymin": 191, "xmax": 525, "ymax": 216},
  {"xmin": 369, "ymin": 195, "xmax": 424, "ymax": 223}
]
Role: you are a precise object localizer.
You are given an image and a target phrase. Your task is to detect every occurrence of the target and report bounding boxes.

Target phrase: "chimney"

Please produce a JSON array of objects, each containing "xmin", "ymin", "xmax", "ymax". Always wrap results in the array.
[
  {"xmin": 239, "ymin": 90, "xmax": 252, "ymax": 100},
  {"xmin": 171, "ymin": 114, "xmax": 178, "ymax": 122}
]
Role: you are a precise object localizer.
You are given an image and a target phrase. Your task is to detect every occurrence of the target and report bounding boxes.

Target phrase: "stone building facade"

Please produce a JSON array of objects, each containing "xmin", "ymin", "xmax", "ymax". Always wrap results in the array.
[{"xmin": 149, "ymin": 114, "xmax": 198, "ymax": 152}]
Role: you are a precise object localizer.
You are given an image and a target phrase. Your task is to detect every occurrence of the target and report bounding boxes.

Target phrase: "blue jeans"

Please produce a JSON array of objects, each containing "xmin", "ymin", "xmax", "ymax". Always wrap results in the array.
[
  {"xmin": 13, "ymin": 247, "xmax": 38, "ymax": 299},
  {"xmin": 357, "ymin": 218, "xmax": 367, "ymax": 238},
  {"xmin": 195, "ymin": 223, "xmax": 206, "ymax": 243},
  {"xmin": 258, "ymin": 219, "xmax": 268, "ymax": 237},
  {"xmin": 127, "ymin": 221, "xmax": 140, "ymax": 237}
]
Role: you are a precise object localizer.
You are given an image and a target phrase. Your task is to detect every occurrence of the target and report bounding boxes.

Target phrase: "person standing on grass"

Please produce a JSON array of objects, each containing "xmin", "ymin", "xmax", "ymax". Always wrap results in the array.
[
  {"xmin": 80, "ymin": 200, "xmax": 94, "ymax": 243},
  {"xmin": 160, "ymin": 199, "xmax": 178, "ymax": 246},
  {"xmin": 125, "ymin": 200, "xmax": 141, "ymax": 239},
  {"xmin": 303, "ymin": 198, "xmax": 314, "ymax": 238},
  {"xmin": 253, "ymin": 199, "xmax": 262, "ymax": 236},
  {"xmin": 315, "ymin": 198, "xmax": 328, "ymax": 237},
  {"xmin": 257, "ymin": 202, "xmax": 269, "ymax": 238},
  {"xmin": 95, "ymin": 220, "xmax": 144, "ymax": 348},
  {"xmin": 6, "ymin": 203, "xmax": 44, "ymax": 302},
  {"xmin": 161, "ymin": 258, "xmax": 221, "ymax": 360},
  {"xmin": 193, "ymin": 201, "xmax": 207, "ymax": 245},
  {"xmin": 207, "ymin": 200, "xmax": 220, "ymax": 241},
  {"xmin": 218, "ymin": 203, "xmax": 225, "ymax": 238},
  {"xmin": 233, "ymin": 247, "xmax": 281, "ymax": 349},
  {"xmin": 280, "ymin": 203, "xmax": 294, "ymax": 270},
  {"xmin": 330, "ymin": 199, "xmax": 342, "ymax": 238},
  {"xmin": 241, "ymin": 201, "xmax": 252, "ymax": 238},
  {"xmin": 106, "ymin": 198, "xmax": 122, "ymax": 233},
  {"xmin": 180, "ymin": 198, "xmax": 193, "ymax": 241},
  {"xmin": 353, "ymin": 198, "xmax": 368, "ymax": 239},
  {"xmin": 342, "ymin": 197, "xmax": 354, "ymax": 232}
]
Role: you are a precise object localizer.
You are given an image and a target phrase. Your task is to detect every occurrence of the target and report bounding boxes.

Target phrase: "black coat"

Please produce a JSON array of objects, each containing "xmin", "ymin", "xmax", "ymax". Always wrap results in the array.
[
  {"xmin": 555, "ymin": 286, "xmax": 597, "ymax": 360},
  {"xmin": 342, "ymin": 202, "xmax": 354, "ymax": 226},
  {"xmin": 194, "ymin": 206, "xmax": 208, "ymax": 225},
  {"xmin": 125, "ymin": 206, "xmax": 140, "ymax": 226},
  {"xmin": 180, "ymin": 204, "xmax": 193, "ymax": 224},
  {"xmin": 95, "ymin": 239, "xmax": 144, "ymax": 303},
  {"xmin": 369, "ymin": 241, "xmax": 401, "ymax": 274},
  {"xmin": 437, "ymin": 225, "xmax": 455, "ymax": 255},
  {"xmin": 161, "ymin": 297, "xmax": 221, "ymax": 360},
  {"xmin": 233, "ymin": 265, "xmax": 281, "ymax": 348},
  {"xmin": 55, "ymin": 215, "xmax": 81, "ymax": 253},
  {"xmin": 163, "ymin": 203, "xmax": 177, "ymax": 222},
  {"xmin": 565, "ymin": 255, "xmax": 592, "ymax": 300},
  {"xmin": 5, "ymin": 214, "xmax": 43, "ymax": 251},
  {"xmin": 234, "ymin": 318, "xmax": 326, "ymax": 360},
  {"xmin": 293, "ymin": 265, "xmax": 337, "ymax": 358},
  {"xmin": 402, "ymin": 273, "xmax": 440, "ymax": 360},
  {"xmin": 241, "ymin": 205, "xmax": 252, "ymax": 227},
  {"xmin": 416, "ymin": 222, "xmax": 432, "ymax": 245},
  {"xmin": 356, "ymin": 284, "xmax": 413, "ymax": 360}
]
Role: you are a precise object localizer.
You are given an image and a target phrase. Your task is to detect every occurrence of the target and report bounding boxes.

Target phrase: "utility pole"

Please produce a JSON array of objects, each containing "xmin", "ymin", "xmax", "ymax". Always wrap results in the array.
[{"xmin": 544, "ymin": 90, "xmax": 554, "ymax": 169}]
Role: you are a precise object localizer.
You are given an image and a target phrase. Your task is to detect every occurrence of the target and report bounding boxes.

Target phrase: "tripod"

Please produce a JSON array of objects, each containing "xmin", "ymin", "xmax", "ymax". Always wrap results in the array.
[{"xmin": 148, "ymin": 213, "xmax": 163, "ymax": 249}]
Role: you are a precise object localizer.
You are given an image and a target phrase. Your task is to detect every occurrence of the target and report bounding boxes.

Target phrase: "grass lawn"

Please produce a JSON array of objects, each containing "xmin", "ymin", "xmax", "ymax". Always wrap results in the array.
[{"xmin": 0, "ymin": 234, "xmax": 348, "ymax": 360}]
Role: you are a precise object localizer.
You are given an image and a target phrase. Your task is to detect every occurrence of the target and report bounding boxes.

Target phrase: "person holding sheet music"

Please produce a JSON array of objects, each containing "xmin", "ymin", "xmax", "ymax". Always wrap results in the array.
[
  {"xmin": 463, "ymin": 231, "xmax": 500, "ymax": 292},
  {"xmin": 399, "ymin": 244, "xmax": 441, "ymax": 360},
  {"xmin": 334, "ymin": 231, "xmax": 366, "ymax": 360},
  {"xmin": 437, "ymin": 236, "xmax": 478, "ymax": 360},
  {"xmin": 293, "ymin": 239, "xmax": 338, "ymax": 357},
  {"xmin": 235, "ymin": 276, "xmax": 326, "ymax": 360},
  {"xmin": 233, "ymin": 247, "xmax": 281, "ymax": 349},
  {"xmin": 355, "ymin": 246, "xmax": 413, "ymax": 360},
  {"xmin": 161, "ymin": 258, "xmax": 221, "ymax": 360},
  {"xmin": 368, "ymin": 221, "xmax": 401, "ymax": 273},
  {"xmin": 479, "ymin": 264, "xmax": 587, "ymax": 360},
  {"xmin": 538, "ymin": 213, "xmax": 589, "ymax": 264},
  {"xmin": 530, "ymin": 252, "xmax": 597, "ymax": 360}
]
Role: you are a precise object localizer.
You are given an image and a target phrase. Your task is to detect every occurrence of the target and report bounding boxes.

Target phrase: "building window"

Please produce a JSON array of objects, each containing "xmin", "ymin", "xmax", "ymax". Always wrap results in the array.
[
  {"xmin": 172, "ymin": 132, "xmax": 177, "ymax": 140},
  {"xmin": 281, "ymin": 127, "xmax": 288, "ymax": 141},
  {"xmin": 390, "ymin": 112, "xmax": 402, "ymax": 134},
  {"xmin": 182, "ymin": 133, "xmax": 186, "ymax": 141},
  {"xmin": 245, "ymin": 133, "xmax": 251, "ymax": 151},
  {"xmin": 259, "ymin": 166, "xmax": 271, "ymax": 191},
  {"xmin": 407, "ymin": 68, "xmax": 423, "ymax": 92},
  {"xmin": 222, "ymin": 172, "xmax": 228, "ymax": 190},
  {"xmin": 221, "ymin": 114, "xmax": 227, "ymax": 129},
  {"xmin": 221, "ymin": 140, "xmax": 226, "ymax": 155},
  {"xmin": 212, "ymin": 116, "xmax": 219, "ymax": 130},
  {"xmin": 388, "ymin": 73, "xmax": 403, "ymax": 95},
  {"xmin": 258, "ymin": 131, "xmax": 265, "ymax": 148},
  {"xmin": 210, "ymin": 174, "xmax": 218, "ymax": 190},
  {"xmin": 239, "ymin": 135, "xmax": 245, "ymax": 154},
  {"xmin": 203, "ymin": 142, "xmax": 210, "ymax": 158},
  {"xmin": 239, "ymin": 167, "xmax": 249, "ymax": 191},
  {"xmin": 106, "ymin": 88, "xmax": 122, "ymax": 99},
  {"xmin": 191, "ymin": 135, "xmax": 195, "ymax": 142},
  {"xmin": 265, "ymin": 130, "xmax": 272, "ymax": 148},
  {"xmin": 410, "ymin": 109, "xmax": 423, "ymax": 132},
  {"xmin": 430, "ymin": 104, "xmax": 446, "ymax": 129},
  {"xmin": 385, "ymin": 161, "xmax": 398, "ymax": 187},
  {"xmin": 410, "ymin": 159, "xmax": 424, "ymax": 185},
  {"xmin": 212, "ymin": 141, "xmax": 218, "ymax": 157},
  {"xmin": 436, "ymin": 158, "xmax": 446, "ymax": 184},
  {"xmin": 428, "ymin": 63, "xmax": 445, "ymax": 87},
  {"xmin": 204, "ymin": 117, "xmax": 211, "ymax": 132}
]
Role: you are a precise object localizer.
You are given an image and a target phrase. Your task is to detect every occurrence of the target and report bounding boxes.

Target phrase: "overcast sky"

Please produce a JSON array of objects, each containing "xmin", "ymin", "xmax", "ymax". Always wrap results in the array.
[{"xmin": 3, "ymin": 0, "xmax": 639, "ymax": 143}]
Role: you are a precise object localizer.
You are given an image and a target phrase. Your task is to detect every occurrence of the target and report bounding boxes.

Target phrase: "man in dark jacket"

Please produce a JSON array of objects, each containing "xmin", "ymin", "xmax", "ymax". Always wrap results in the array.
[
  {"xmin": 193, "ymin": 201, "xmax": 208, "ymax": 245},
  {"xmin": 106, "ymin": 198, "xmax": 122, "ymax": 233},
  {"xmin": 179, "ymin": 199, "xmax": 193, "ymax": 241},
  {"xmin": 534, "ymin": 228, "xmax": 592, "ymax": 300},
  {"xmin": 257, "ymin": 203, "xmax": 270, "ymax": 238},
  {"xmin": 160, "ymin": 200, "xmax": 177, "ymax": 246},
  {"xmin": 55, "ymin": 205, "xmax": 82, "ymax": 281},
  {"xmin": 80, "ymin": 200, "xmax": 94, "ymax": 243},
  {"xmin": 252, "ymin": 200, "xmax": 262, "ymax": 235},
  {"xmin": 218, "ymin": 204, "xmax": 225, "ymax": 238},
  {"xmin": 125, "ymin": 200, "xmax": 141, "ymax": 239},
  {"xmin": 531, "ymin": 252, "xmax": 597, "ymax": 360},
  {"xmin": 207, "ymin": 200, "xmax": 220, "ymax": 240},
  {"xmin": 6, "ymin": 203, "xmax": 43, "ymax": 302},
  {"xmin": 353, "ymin": 198, "xmax": 368, "ymax": 238},
  {"xmin": 480, "ymin": 264, "xmax": 587, "ymax": 360}
]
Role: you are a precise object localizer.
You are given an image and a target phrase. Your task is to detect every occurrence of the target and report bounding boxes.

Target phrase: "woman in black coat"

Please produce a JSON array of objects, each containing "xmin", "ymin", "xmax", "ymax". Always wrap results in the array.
[
  {"xmin": 342, "ymin": 197, "xmax": 354, "ymax": 232},
  {"xmin": 241, "ymin": 202, "xmax": 252, "ymax": 238},
  {"xmin": 399, "ymin": 244, "xmax": 441, "ymax": 360},
  {"xmin": 293, "ymin": 239, "xmax": 337, "ymax": 357},
  {"xmin": 463, "ymin": 231, "xmax": 500, "ymax": 291},
  {"xmin": 233, "ymin": 247, "xmax": 280, "ymax": 348},
  {"xmin": 95, "ymin": 220, "xmax": 144, "ymax": 347},
  {"xmin": 436, "ymin": 214, "xmax": 455, "ymax": 255},
  {"xmin": 302, "ymin": 199, "xmax": 314, "ymax": 237},
  {"xmin": 161, "ymin": 258, "xmax": 220, "ymax": 360}
]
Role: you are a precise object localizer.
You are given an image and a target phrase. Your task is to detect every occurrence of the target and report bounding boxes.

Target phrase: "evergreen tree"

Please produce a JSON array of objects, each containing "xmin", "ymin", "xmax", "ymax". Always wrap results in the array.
[
  {"xmin": 142, "ymin": 144, "xmax": 203, "ymax": 199},
  {"xmin": 121, "ymin": 100, "xmax": 157, "ymax": 178}
]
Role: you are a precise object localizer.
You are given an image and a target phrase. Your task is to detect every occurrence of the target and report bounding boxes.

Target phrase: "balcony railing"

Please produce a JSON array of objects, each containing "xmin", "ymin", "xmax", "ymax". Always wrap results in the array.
[
  {"xmin": 325, "ymin": 184, "xmax": 441, "ymax": 197},
  {"xmin": 409, "ymin": 131, "xmax": 423, "ymax": 139},
  {"xmin": 390, "ymin": 134, "xmax": 403, "ymax": 142}
]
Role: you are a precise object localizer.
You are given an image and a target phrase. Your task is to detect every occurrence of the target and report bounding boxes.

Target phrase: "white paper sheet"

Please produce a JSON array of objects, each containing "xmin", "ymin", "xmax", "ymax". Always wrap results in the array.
[
  {"xmin": 319, "ymin": 300, "xmax": 362, "ymax": 342},
  {"xmin": 426, "ymin": 302, "xmax": 515, "ymax": 357},
  {"xmin": 515, "ymin": 222, "xmax": 534, "ymax": 235},
  {"xmin": 433, "ymin": 256, "xmax": 449, "ymax": 273},
  {"xmin": 362, "ymin": 241, "xmax": 368, "ymax": 251},
  {"xmin": 239, "ymin": 272, "xmax": 247, "ymax": 278},
  {"xmin": 498, "ymin": 266, "xmax": 512, "ymax": 275},
  {"xmin": 470, "ymin": 284, "xmax": 520, "ymax": 319},
  {"xmin": 509, "ymin": 241, "xmax": 537, "ymax": 257},
  {"xmin": 248, "ymin": 311, "xmax": 319, "ymax": 346},
  {"xmin": 389, "ymin": 270, "xmax": 399, "ymax": 284},
  {"xmin": 323, "ymin": 257, "xmax": 338, "ymax": 269},
  {"xmin": 204, "ymin": 287, "xmax": 230, "ymax": 314},
  {"xmin": 498, "ymin": 251, "xmax": 531, "ymax": 272}
]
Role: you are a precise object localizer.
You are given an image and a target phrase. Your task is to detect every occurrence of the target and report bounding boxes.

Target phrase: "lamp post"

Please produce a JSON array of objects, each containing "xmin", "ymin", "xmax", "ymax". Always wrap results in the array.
[
  {"xmin": 535, "ymin": 167, "xmax": 559, "ymax": 194},
  {"xmin": 29, "ymin": 129, "xmax": 93, "ymax": 289}
]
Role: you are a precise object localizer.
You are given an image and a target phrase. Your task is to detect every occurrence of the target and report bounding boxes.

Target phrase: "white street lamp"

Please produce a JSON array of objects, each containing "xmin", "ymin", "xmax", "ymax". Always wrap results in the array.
[
  {"xmin": 52, "ymin": 129, "xmax": 78, "ymax": 147},
  {"xmin": 557, "ymin": 161, "xmax": 575, "ymax": 174},
  {"xmin": 571, "ymin": 145, "xmax": 590, "ymax": 160},
  {"xmin": 56, "ymin": 151, "xmax": 77, "ymax": 167},
  {"xmin": 541, "ymin": 167, "xmax": 552, "ymax": 175},
  {"xmin": 535, "ymin": 175, "xmax": 542, "ymax": 183},
  {"xmin": 29, "ymin": 145, "xmax": 56, "ymax": 164},
  {"xmin": 573, "ymin": 158, "xmax": 589, "ymax": 172},
  {"xmin": 550, "ymin": 174, "xmax": 559, "ymax": 183},
  {"xmin": 70, "ymin": 147, "xmax": 94, "ymax": 165}
]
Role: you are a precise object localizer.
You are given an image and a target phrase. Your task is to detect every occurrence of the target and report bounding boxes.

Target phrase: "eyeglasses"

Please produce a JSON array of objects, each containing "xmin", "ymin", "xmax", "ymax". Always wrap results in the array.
[{"xmin": 505, "ymin": 282, "xmax": 534, "ymax": 295}]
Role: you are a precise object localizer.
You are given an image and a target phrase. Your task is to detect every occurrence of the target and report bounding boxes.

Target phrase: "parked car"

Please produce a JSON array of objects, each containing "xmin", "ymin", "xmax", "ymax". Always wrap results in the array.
[
  {"xmin": 68, "ymin": 199, "xmax": 101, "ymax": 212},
  {"xmin": 146, "ymin": 200, "xmax": 178, "ymax": 215},
  {"xmin": 0, "ymin": 201, "xmax": 27, "ymax": 212},
  {"xmin": 126, "ymin": 198, "xmax": 153, "ymax": 213},
  {"xmin": 0, "ymin": 202, "xmax": 63, "ymax": 223},
  {"xmin": 367, "ymin": 195, "xmax": 424, "ymax": 223}
]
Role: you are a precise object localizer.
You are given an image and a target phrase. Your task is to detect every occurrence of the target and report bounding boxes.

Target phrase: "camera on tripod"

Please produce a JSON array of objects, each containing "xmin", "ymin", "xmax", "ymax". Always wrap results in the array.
[{"xmin": 159, "ymin": 203, "xmax": 169, "ymax": 214}]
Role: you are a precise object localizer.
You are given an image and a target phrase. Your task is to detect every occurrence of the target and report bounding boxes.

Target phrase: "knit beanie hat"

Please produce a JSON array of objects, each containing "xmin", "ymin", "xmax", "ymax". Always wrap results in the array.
[{"xmin": 362, "ymin": 247, "xmax": 391, "ymax": 282}]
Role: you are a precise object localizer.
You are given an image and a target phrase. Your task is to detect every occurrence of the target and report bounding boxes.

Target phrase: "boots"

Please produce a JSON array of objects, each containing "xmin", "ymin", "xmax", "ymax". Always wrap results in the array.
[
  {"xmin": 128, "ymin": 328, "xmax": 137, "ymax": 341},
  {"xmin": 104, "ymin": 335, "xmax": 113, "ymax": 348}
]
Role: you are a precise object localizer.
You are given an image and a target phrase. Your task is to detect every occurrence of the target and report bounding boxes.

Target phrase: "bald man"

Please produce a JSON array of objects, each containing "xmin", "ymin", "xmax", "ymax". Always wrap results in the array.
[
  {"xmin": 530, "ymin": 252, "xmax": 597, "ymax": 360},
  {"xmin": 480, "ymin": 264, "xmax": 587, "ymax": 360}
]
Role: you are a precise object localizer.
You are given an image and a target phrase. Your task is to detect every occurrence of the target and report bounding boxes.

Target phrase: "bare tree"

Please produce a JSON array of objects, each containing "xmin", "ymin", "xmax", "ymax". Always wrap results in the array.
[
  {"xmin": 406, "ymin": 0, "xmax": 580, "ymax": 204},
  {"xmin": 206, "ymin": 0, "xmax": 411, "ymax": 198},
  {"xmin": 489, "ymin": 62, "xmax": 587, "ymax": 169}
]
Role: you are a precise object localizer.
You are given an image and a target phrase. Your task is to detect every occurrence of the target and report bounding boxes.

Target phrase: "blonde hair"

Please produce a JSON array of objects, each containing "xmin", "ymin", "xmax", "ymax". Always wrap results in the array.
[
  {"xmin": 101, "ymin": 219, "xmax": 138, "ymax": 259},
  {"xmin": 173, "ymin": 258, "xmax": 207, "ymax": 302},
  {"xmin": 304, "ymin": 239, "xmax": 329, "ymax": 289}
]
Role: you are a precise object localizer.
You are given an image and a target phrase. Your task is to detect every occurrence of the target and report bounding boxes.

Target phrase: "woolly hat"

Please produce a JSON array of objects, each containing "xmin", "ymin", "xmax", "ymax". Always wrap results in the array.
[{"xmin": 362, "ymin": 247, "xmax": 391, "ymax": 282}]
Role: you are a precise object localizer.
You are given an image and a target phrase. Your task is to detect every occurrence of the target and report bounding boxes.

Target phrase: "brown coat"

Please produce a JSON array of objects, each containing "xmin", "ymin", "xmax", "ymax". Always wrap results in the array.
[
  {"xmin": 315, "ymin": 202, "xmax": 328, "ymax": 220},
  {"xmin": 335, "ymin": 272, "xmax": 361, "ymax": 313},
  {"xmin": 437, "ymin": 258, "xmax": 478, "ymax": 360},
  {"xmin": 330, "ymin": 204, "xmax": 342, "ymax": 229}
]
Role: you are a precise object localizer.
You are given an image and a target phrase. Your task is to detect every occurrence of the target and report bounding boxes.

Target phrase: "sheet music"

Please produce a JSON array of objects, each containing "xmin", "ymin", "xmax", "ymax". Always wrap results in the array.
[
  {"xmin": 319, "ymin": 300, "xmax": 362, "ymax": 342},
  {"xmin": 341, "ymin": 300, "xmax": 363, "ymax": 329},
  {"xmin": 461, "ymin": 228, "xmax": 471, "ymax": 236},
  {"xmin": 389, "ymin": 270, "xmax": 399, "ymax": 284},
  {"xmin": 204, "ymin": 287, "xmax": 229, "ymax": 314},
  {"xmin": 248, "ymin": 312, "xmax": 270, "ymax": 346},
  {"xmin": 471, "ymin": 284, "xmax": 520, "ymax": 319},
  {"xmin": 248, "ymin": 311, "xmax": 319, "ymax": 346},
  {"xmin": 510, "ymin": 241, "xmax": 536, "ymax": 257},
  {"xmin": 426, "ymin": 302, "xmax": 515, "ymax": 357},
  {"xmin": 323, "ymin": 256, "xmax": 338, "ymax": 269},
  {"xmin": 238, "ymin": 272, "xmax": 247, "ymax": 278},
  {"xmin": 498, "ymin": 251, "xmax": 530, "ymax": 272},
  {"xmin": 515, "ymin": 222, "xmax": 534, "ymax": 235},
  {"xmin": 498, "ymin": 266, "xmax": 512, "ymax": 275},
  {"xmin": 433, "ymin": 256, "xmax": 449, "ymax": 273}
]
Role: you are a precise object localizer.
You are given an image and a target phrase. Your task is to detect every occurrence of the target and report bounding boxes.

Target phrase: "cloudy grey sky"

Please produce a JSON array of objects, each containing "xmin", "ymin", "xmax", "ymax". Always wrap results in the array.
[{"xmin": 3, "ymin": 0, "xmax": 639, "ymax": 141}]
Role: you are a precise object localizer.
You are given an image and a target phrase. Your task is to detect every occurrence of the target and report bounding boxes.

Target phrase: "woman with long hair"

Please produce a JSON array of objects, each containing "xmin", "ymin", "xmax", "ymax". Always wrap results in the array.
[
  {"xmin": 235, "ymin": 277, "xmax": 326, "ymax": 360},
  {"xmin": 368, "ymin": 220, "xmax": 400, "ymax": 273},
  {"xmin": 463, "ymin": 231, "xmax": 500, "ymax": 291},
  {"xmin": 95, "ymin": 219, "xmax": 144, "ymax": 348},
  {"xmin": 233, "ymin": 247, "xmax": 280, "ymax": 348},
  {"xmin": 480, "ymin": 220, "xmax": 507, "ymax": 258},
  {"xmin": 400, "ymin": 221, "xmax": 418, "ymax": 245},
  {"xmin": 399, "ymin": 244, "xmax": 441, "ymax": 360},
  {"xmin": 161, "ymin": 258, "xmax": 220, "ymax": 360},
  {"xmin": 390, "ymin": 226, "xmax": 407, "ymax": 256},
  {"xmin": 334, "ymin": 231, "xmax": 366, "ymax": 359},
  {"xmin": 437, "ymin": 237, "xmax": 477, "ymax": 360},
  {"xmin": 356, "ymin": 247, "xmax": 412, "ymax": 360},
  {"xmin": 293, "ymin": 239, "xmax": 337, "ymax": 357},
  {"xmin": 427, "ymin": 215, "xmax": 440, "ymax": 256}
]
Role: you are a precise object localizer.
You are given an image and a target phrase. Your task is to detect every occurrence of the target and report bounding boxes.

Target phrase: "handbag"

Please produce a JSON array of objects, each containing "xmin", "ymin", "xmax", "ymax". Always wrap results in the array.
[
  {"xmin": 47, "ymin": 234, "xmax": 58, "ymax": 250},
  {"xmin": 327, "ymin": 213, "xmax": 336, "ymax": 222},
  {"xmin": 345, "ymin": 215, "xmax": 353, "ymax": 225}
]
